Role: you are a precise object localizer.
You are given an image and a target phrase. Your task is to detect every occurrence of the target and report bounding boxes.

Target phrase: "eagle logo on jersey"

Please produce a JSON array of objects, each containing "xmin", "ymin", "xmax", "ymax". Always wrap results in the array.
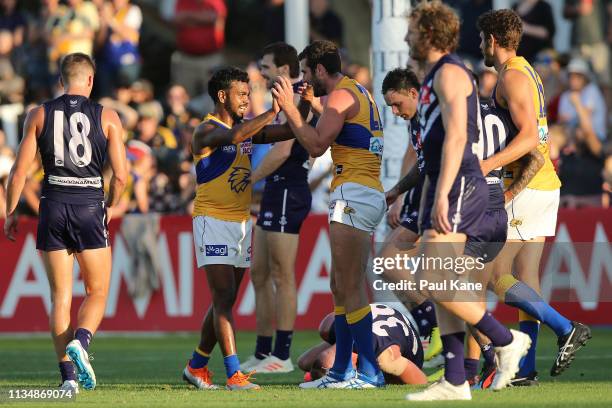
[{"xmin": 228, "ymin": 166, "xmax": 251, "ymax": 193}]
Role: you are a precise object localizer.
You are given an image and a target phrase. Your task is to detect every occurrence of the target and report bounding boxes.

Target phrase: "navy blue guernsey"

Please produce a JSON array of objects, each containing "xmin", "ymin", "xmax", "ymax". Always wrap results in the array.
[
  {"xmin": 264, "ymin": 140, "xmax": 309, "ymax": 187},
  {"xmin": 39, "ymin": 94, "xmax": 107, "ymax": 204},
  {"xmin": 407, "ymin": 115, "xmax": 424, "ymax": 206},
  {"xmin": 418, "ymin": 54, "xmax": 481, "ymax": 179},
  {"xmin": 478, "ymin": 100, "xmax": 518, "ymax": 209},
  {"xmin": 264, "ymin": 83, "xmax": 312, "ymax": 188}
]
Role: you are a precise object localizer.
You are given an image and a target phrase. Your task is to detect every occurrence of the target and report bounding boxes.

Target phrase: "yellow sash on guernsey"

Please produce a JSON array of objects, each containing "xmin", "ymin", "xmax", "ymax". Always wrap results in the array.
[
  {"xmin": 330, "ymin": 76, "xmax": 384, "ymax": 192},
  {"xmin": 192, "ymin": 114, "xmax": 252, "ymax": 222},
  {"xmin": 498, "ymin": 56, "xmax": 561, "ymax": 191}
]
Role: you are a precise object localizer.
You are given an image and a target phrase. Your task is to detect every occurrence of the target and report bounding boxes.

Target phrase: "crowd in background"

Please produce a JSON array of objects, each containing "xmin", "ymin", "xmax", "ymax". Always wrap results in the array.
[{"xmin": 0, "ymin": 0, "xmax": 611, "ymax": 224}]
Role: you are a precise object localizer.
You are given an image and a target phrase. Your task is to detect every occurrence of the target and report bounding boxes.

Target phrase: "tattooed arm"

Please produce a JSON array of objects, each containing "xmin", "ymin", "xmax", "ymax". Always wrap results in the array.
[
  {"xmin": 385, "ymin": 164, "xmax": 420, "ymax": 206},
  {"xmin": 504, "ymin": 148, "xmax": 545, "ymax": 203}
]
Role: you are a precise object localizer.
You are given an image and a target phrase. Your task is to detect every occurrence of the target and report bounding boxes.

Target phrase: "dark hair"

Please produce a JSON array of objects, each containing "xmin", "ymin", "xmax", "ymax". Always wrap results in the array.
[
  {"xmin": 262, "ymin": 42, "xmax": 300, "ymax": 78},
  {"xmin": 382, "ymin": 68, "xmax": 421, "ymax": 94},
  {"xmin": 298, "ymin": 40, "xmax": 341, "ymax": 75},
  {"xmin": 477, "ymin": 9, "xmax": 523, "ymax": 51},
  {"xmin": 409, "ymin": 1, "xmax": 460, "ymax": 53},
  {"xmin": 208, "ymin": 67, "xmax": 249, "ymax": 104},
  {"xmin": 60, "ymin": 53, "xmax": 96, "ymax": 84}
]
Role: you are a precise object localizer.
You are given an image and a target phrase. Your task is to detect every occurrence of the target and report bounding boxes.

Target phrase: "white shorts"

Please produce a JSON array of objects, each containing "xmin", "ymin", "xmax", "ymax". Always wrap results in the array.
[
  {"xmin": 328, "ymin": 182, "xmax": 386, "ymax": 234},
  {"xmin": 505, "ymin": 188, "xmax": 559, "ymax": 241},
  {"xmin": 192, "ymin": 216, "xmax": 252, "ymax": 268}
]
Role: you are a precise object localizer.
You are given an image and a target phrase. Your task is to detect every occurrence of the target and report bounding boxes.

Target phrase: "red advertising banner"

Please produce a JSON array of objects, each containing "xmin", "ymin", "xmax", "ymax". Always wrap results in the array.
[{"xmin": 0, "ymin": 208, "xmax": 610, "ymax": 332}]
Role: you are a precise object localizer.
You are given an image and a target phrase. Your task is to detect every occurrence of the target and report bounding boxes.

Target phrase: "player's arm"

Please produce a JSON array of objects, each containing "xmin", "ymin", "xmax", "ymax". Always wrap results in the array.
[
  {"xmin": 386, "ymin": 145, "xmax": 417, "ymax": 227},
  {"xmin": 432, "ymin": 64, "xmax": 471, "ymax": 233},
  {"xmin": 273, "ymin": 76, "xmax": 350, "ymax": 157},
  {"xmin": 251, "ymin": 140, "xmax": 294, "ymax": 184},
  {"xmin": 192, "ymin": 106, "xmax": 279, "ymax": 152},
  {"xmin": 377, "ymin": 345, "xmax": 427, "ymax": 385},
  {"xmin": 103, "ymin": 108, "xmax": 128, "ymax": 222},
  {"xmin": 3, "ymin": 106, "xmax": 43, "ymax": 241},
  {"xmin": 504, "ymin": 149, "xmax": 545, "ymax": 203},
  {"xmin": 481, "ymin": 70, "xmax": 539, "ymax": 175}
]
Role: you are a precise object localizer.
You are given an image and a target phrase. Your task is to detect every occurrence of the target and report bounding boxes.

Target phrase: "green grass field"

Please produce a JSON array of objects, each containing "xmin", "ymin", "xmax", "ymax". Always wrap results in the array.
[{"xmin": 1, "ymin": 329, "xmax": 611, "ymax": 407}]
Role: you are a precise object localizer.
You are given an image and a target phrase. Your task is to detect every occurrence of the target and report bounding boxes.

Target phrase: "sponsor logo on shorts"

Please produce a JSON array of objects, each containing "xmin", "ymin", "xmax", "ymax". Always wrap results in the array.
[
  {"xmin": 279, "ymin": 216, "xmax": 287, "ymax": 226},
  {"xmin": 264, "ymin": 211, "xmax": 273, "ymax": 219},
  {"xmin": 205, "ymin": 245, "xmax": 228, "ymax": 256},
  {"xmin": 263, "ymin": 221, "xmax": 272, "ymax": 227},
  {"xmin": 452, "ymin": 213, "xmax": 461, "ymax": 225}
]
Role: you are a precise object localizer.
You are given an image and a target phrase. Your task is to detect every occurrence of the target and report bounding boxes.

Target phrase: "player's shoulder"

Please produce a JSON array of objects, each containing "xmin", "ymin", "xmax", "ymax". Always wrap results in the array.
[
  {"xmin": 101, "ymin": 106, "xmax": 121, "ymax": 122},
  {"xmin": 434, "ymin": 63, "xmax": 472, "ymax": 93}
]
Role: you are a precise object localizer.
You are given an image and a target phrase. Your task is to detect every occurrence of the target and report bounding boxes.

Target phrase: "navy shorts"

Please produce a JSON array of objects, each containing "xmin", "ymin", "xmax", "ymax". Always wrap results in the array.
[
  {"xmin": 36, "ymin": 198, "xmax": 109, "ymax": 252},
  {"xmin": 256, "ymin": 185, "xmax": 311, "ymax": 234},
  {"xmin": 400, "ymin": 185, "xmax": 422, "ymax": 234},
  {"xmin": 464, "ymin": 208, "xmax": 508, "ymax": 263},
  {"xmin": 420, "ymin": 175, "xmax": 488, "ymax": 238}
]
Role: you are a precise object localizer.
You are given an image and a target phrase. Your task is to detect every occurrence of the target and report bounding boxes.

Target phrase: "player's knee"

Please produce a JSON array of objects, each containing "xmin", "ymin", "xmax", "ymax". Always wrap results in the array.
[
  {"xmin": 211, "ymin": 289, "xmax": 236, "ymax": 312},
  {"xmin": 250, "ymin": 269, "xmax": 269, "ymax": 290}
]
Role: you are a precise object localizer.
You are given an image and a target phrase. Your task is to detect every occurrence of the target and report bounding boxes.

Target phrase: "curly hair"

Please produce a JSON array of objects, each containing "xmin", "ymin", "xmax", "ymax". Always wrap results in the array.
[
  {"xmin": 208, "ymin": 67, "xmax": 249, "ymax": 104},
  {"xmin": 477, "ymin": 9, "xmax": 523, "ymax": 51},
  {"xmin": 409, "ymin": 1, "xmax": 460, "ymax": 53},
  {"xmin": 298, "ymin": 40, "xmax": 341, "ymax": 75},
  {"xmin": 382, "ymin": 68, "xmax": 421, "ymax": 94}
]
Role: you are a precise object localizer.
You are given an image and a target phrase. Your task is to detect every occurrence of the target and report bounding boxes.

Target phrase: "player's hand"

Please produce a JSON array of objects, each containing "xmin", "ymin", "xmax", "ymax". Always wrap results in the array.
[
  {"xmin": 480, "ymin": 159, "xmax": 491, "ymax": 176},
  {"xmin": 272, "ymin": 96, "xmax": 281, "ymax": 115},
  {"xmin": 3, "ymin": 212, "xmax": 18, "ymax": 241},
  {"xmin": 299, "ymin": 83, "xmax": 315, "ymax": 104},
  {"xmin": 272, "ymin": 76, "xmax": 295, "ymax": 111},
  {"xmin": 105, "ymin": 205, "xmax": 113, "ymax": 224},
  {"xmin": 431, "ymin": 195, "xmax": 451, "ymax": 234},
  {"xmin": 385, "ymin": 188, "xmax": 399, "ymax": 207},
  {"xmin": 386, "ymin": 198, "xmax": 402, "ymax": 229}
]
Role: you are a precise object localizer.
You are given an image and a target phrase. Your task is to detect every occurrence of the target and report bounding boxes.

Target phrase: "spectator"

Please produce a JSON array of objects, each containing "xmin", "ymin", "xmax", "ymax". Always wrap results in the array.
[
  {"xmin": 171, "ymin": 0, "xmax": 226, "ymax": 99},
  {"xmin": 563, "ymin": 0, "xmax": 610, "ymax": 87},
  {"xmin": 448, "ymin": 0, "xmax": 493, "ymax": 66},
  {"xmin": 533, "ymin": 49, "xmax": 567, "ymax": 123},
  {"xmin": 513, "ymin": 0, "xmax": 555, "ymax": 63},
  {"xmin": 97, "ymin": 0, "xmax": 142, "ymax": 95},
  {"xmin": 0, "ymin": 29, "xmax": 24, "ymax": 104},
  {"xmin": 310, "ymin": 0, "xmax": 343, "ymax": 46},
  {"xmin": 163, "ymin": 84, "xmax": 192, "ymax": 141},
  {"xmin": 60, "ymin": 0, "xmax": 100, "ymax": 57},
  {"xmin": 558, "ymin": 90, "xmax": 605, "ymax": 208},
  {"xmin": 0, "ymin": 0, "xmax": 26, "ymax": 48},
  {"xmin": 558, "ymin": 57, "xmax": 607, "ymax": 141}
]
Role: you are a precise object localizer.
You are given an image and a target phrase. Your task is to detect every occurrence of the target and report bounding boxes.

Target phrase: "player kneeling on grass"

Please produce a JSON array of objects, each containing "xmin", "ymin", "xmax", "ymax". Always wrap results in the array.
[{"xmin": 298, "ymin": 304, "xmax": 427, "ymax": 386}]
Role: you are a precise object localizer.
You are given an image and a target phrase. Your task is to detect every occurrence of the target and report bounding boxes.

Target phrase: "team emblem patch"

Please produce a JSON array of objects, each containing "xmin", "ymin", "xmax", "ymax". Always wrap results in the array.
[
  {"xmin": 343, "ymin": 206, "xmax": 355, "ymax": 215},
  {"xmin": 509, "ymin": 218, "xmax": 523, "ymax": 227},
  {"xmin": 240, "ymin": 140, "xmax": 253, "ymax": 155},
  {"xmin": 228, "ymin": 167, "xmax": 251, "ymax": 193}
]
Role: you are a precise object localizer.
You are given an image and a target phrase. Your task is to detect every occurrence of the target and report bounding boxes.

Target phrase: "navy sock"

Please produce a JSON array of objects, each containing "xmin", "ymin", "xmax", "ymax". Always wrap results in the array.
[
  {"xmin": 189, "ymin": 347, "xmax": 210, "ymax": 369},
  {"xmin": 255, "ymin": 335, "xmax": 272, "ymax": 359},
  {"xmin": 464, "ymin": 358, "xmax": 479, "ymax": 380},
  {"xmin": 505, "ymin": 282, "xmax": 572, "ymax": 337},
  {"xmin": 518, "ymin": 321, "xmax": 539, "ymax": 376},
  {"xmin": 224, "ymin": 354, "xmax": 241, "ymax": 378},
  {"xmin": 411, "ymin": 301, "xmax": 437, "ymax": 337},
  {"xmin": 330, "ymin": 308, "xmax": 354, "ymax": 378},
  {"xmin": 74, "ymin": 328, "xmax": 92, "ymax": 351},
  {"xmin": 59, "ymin": 361, "xmax": 76, "ymax": 382},
  {"xmin": 347, "ymin": 307, "xmax": 379, "ymax": 378},
  {"xmin": 441, "ymin": 332, "xmax": 466, "ymax": 386},
  {"xmin": 474, "ymin": 312, "xmax": 512, "ymax": 347},
  {"xmin": 481, "ymin": 343, "xmax": 495, "ymax": 367},
  {"xmin": 272, "ymin": 330, "xmax": 293, "ymax": 361}
]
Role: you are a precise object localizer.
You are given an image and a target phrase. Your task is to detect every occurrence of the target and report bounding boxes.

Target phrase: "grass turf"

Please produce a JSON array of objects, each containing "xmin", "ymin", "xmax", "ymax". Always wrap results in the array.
[{"xmin": 1, "ymin": 328, "xmax": 611, "ymax": 407}]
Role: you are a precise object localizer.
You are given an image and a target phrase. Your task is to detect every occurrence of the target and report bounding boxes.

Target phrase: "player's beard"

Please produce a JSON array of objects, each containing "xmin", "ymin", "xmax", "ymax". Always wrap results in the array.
[
  {"xmin": 408, "ymin": 39, "xmax": 429, "ymax": 63},
  {"xmin": 226, "ymin": 100, "xmax": 246, "ymax": 123},
  {"xmin": 311, "ymin": 77, "xmax": 327, "ymax": 97}
]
